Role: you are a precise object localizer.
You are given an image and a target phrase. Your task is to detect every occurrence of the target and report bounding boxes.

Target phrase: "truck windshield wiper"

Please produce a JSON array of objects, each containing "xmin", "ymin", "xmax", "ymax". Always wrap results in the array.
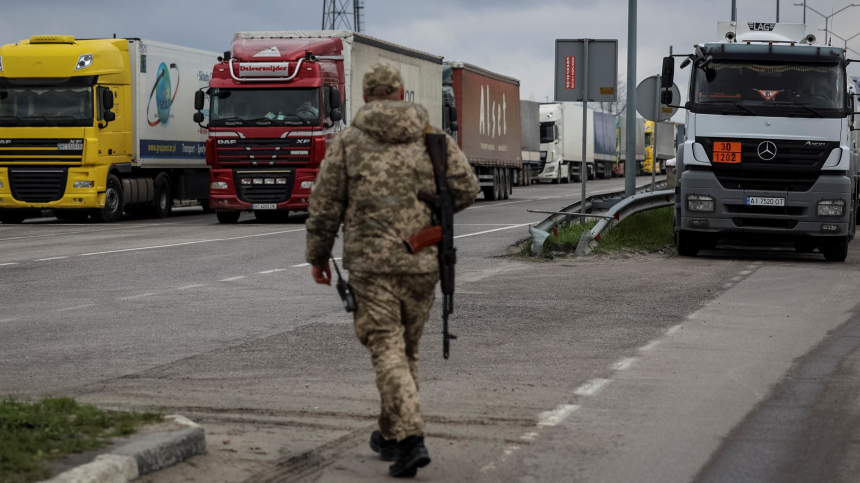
[
  {"xmin": 702, "ymin": 101, "xmax": 757, "ymax": 115},
  {"xmin": 47, "ymin": 116, "xmax": 79, "ymax": 126},
  {"xmin": 213, "ymin": 117, "xmax": 246, "ymax": 124},
  {"xmin": 767, "ymin": 101, "xmax": 825, "ymax": 118},
  {"xmin": 21, "ymin": 116, "xmax": 50, "ymax": 125},
  {"xmin": 0, "ymin": 116, "xmax": 20, "ymax": 126}
]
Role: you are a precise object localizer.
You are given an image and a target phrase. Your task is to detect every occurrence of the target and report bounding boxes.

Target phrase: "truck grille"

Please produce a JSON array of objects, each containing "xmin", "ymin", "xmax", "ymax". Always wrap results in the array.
[
  {"xmin": 216, "ymin": 138, "xmax": 311, "ymax": 166},
  {"xmin": 539, "ymin": 151, "xmax": 547, "ymax": 172},
  {"xmin": 233, "ymin": 169, "xmax": 294, "ymax": 203},
  {"xmin": 697, "ymin": 137, "xmax": 837, "ymax": 192},
  {"xmin": 0, "ymin": 139, "xmax": 84, "ymax": 165},
  {"xmin": 8, "ymin": 168, "xmax": 68, "ymax": 202}
]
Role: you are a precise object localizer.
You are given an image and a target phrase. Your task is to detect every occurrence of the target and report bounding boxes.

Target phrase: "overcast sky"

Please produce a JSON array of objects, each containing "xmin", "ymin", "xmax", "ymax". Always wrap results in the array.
[{"xmin": 4, "ymin": 0, "xmax": 860, "ymax": 122}]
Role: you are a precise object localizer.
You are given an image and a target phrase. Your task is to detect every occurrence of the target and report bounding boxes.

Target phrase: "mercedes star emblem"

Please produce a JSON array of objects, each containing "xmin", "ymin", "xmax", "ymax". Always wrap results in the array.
[{"xmin": 757, "ymin": 141, "xmax": 777, "ymax": 161}]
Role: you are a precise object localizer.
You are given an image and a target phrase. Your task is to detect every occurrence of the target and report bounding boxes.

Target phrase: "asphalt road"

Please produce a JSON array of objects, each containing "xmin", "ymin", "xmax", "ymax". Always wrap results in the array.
[{"xmin": 4, "ymin": 175, "xmax": 860, "ymax": 482}]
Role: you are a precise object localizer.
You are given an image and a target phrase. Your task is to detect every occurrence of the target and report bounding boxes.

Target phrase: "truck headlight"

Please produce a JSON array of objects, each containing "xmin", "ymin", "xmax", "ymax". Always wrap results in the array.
[
  {"xmin": 75, "ymin": 53, "xmax": 93, "ymax": 71},
  {"xmin": 73, "ymin": 181, "xmax": 94, "ymax": 188},
  {"xmin": 687, "ymin": 194, "xmax": 715, "ymax": 212},
  {"xmin": 211, "ymin": 181, "xmax": 228, "ymax": 190},
  {"xmin": 817, "ymin": 199, "xmax": 845, "ymax": 217},
  {"xmin": 300, "ymin": 181, "xmax": 314, "ymax": 189},
  {"xmin": 0, "ymin": 56, "xmax": 3, "ymax": 72}
]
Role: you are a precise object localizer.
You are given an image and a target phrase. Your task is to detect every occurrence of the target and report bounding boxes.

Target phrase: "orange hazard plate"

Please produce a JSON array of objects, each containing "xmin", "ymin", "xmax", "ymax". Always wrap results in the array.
[{"xmin": 713, "ymin": 141, "xmax": 741, "ymax": 164}]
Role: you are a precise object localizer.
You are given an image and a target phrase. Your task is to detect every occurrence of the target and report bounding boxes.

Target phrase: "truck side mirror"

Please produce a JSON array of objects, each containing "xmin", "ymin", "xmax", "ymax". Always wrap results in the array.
[
  {"xmin": 102, "ymin": 88, "xmax": 114, "ymax": 110},
  {"xmin": 661, "ymin": 57, "xmax": 674, "ymax": 88},
  {"xmin": 331, "ymin": 108, "xmax": 342, "ymax": 122},
  {"xmin": 104, "ymin": 111, "xmax": 115, "ymax": 122},
  {"xmin": 450, "ymin": 122, "xmax": 459, "ymax": 132},
  {"xmin": 193, "ymin": 112, "xmax": 205, "ymax": 123},
  {"xmin": 330, "ymin": 88, "xmax": 341, "ymax": 109},
  {"xmin": 449, "ymin": 106, "xmax": 458, "ymax": 123},
  {"xmin": 194, "ymin": 90, "xmax": 205, "ymax": 111},
  {"xmin": 661, "ymin": 90, "xmax": 673, "ymax": 105}
]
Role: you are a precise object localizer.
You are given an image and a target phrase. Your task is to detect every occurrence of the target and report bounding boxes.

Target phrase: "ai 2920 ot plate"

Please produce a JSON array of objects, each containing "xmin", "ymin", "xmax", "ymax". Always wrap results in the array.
[
  {"xmin": 252, "ymin": 203, "xmax": 278, "ymax": 210},
  {"xmin": 746, "ymin": 197, "xmax": 784, "ymax": 207}
]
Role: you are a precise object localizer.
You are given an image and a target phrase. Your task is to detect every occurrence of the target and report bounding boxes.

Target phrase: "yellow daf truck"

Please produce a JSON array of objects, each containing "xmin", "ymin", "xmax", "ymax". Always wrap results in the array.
[{"xmin": 0, "ymin": 36, "xmax": 218, "ymax": 223}]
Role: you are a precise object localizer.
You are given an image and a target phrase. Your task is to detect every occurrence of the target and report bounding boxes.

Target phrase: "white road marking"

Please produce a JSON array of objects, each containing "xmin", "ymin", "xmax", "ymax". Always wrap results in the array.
[
  {"xmin": 176, "ymin": 284, "xmax": 204, "ymax": 290},
  {"xmin": 731, "ymin": 276, "xmax": 743, "ymax": 282},
  {"xmin": 639, "ymin": 340, "xmax": 660, "ymax": 351},
  {"xmin": 120, "ymin": 293, "xmax": 156, "ymax": 300},
  {"xmin": 739, "ymin": 270, "xmax": 752, "ymax": 275},
  {"xmin": 0, "ymin": 262, "xmax": 17, "ymax": 267},
  {"xmin": 0, "ymin": 225, "xmax": 152, "ymax": 242},
  {"xmin": 0, "ymin": 317, "xmax": 20, "ymax": 323},
  {"xmin": 666, "ymin": 324, "xmax": 684, "ymax": 336},
  {"xmin": 574, "ymin": 378, "xmax": 612, "ymax": 396},
  {"xmin": 610, "ymin": 357, "xmax": 638, "ymax": 371},
  {"xmin": 293, "ymin": 257, "xmax": 341, "ymax": 268},
  {"xmin": 503, "ymin": 445, "xmax": 520, "ymax": 456},
  {"xmin": 537, "ymin": 404, "xmax": 580, "ymax": 427},
  {"xmin": 259, "ymin": 269, "xmax": 288, "ymax": 274},
  {"xmin": 78, "ymin": 228, "xmax": 306, "ymax": 257},
  {"xmin": 520, "ymin": 432, "xmax": 539, "ymax": 442},
  {"xmin": 55, "ymin": 304, "xmax": 95, "ymax": 312},
  {"xmin": 723, "ymin": 283, "xmax": 734, "ymax": 289},
  {"xmin": 220, "ymin": 276, "xmax": 246, "ymax": 282},
  {"xmin": 454, "ymin": 223, "xmax": 534, "ymax": 239},
  {"xmin": 479, "ymin": 462, "xmax": 497, "ymax": 473},
  {"xmin": 34, "ymin": 256, "xmax": 68, "ymax": 262}
]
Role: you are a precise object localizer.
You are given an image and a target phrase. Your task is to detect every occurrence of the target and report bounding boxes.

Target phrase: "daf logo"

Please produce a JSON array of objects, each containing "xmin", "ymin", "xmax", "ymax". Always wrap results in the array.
[
  {"xmin": 0, "ymin": 140, "xmax": 10, "ymax": 144},
  {"xmin": 757, "ymin": 141, "xmax": 777, "ymax": 160},
  {"xmin": 805, "ymin": 141, "xmax": 826, "ymax": 147},
  {"xmin": 217, "ymin": 139, "xmax": 237, "ymax": 144}
]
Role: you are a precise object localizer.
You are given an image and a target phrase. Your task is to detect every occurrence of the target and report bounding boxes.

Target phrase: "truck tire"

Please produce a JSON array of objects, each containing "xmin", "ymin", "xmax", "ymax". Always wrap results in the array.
[
  {"xmin": 676, "ymin": 230, "xmax": 699, "ymax": 257},
  {"xmin": 563, "ymin": 165, "xmax": 572, "ymax": 184},
  {"xmin": 822, "ymin": 236, "xmax": 848, "ymax": 262},
  {"xmin": 502, "ymin": 169, "xmax": 511, "ymax": 200},
  {"xmin": 489, "ymin": 168, "xmax": 502, "ymax": 200},
  {"xmin": 217, "ymin": 211, "xmax": 241, "ymax": 224},
  {"xmin": 54, "ymin": 210, "xmax": 90, "ymax": 223},
  {"xmin": 92, "ymin": 174, "xmax": 124, "ymax": 223},
  {"xmin": 588, "ymin": 164, "xmax": 595, "ymax": 180},
  {"xmin": 0, "ymin": 210, "xmax": 27, "ymax": 224},
  {"xmin": 552, "ymin": 165, "xmax": 562, "ymax": 184},
  {"xmin": 148, "ymin": 174, "xmax": 172, "ymax": 219}
]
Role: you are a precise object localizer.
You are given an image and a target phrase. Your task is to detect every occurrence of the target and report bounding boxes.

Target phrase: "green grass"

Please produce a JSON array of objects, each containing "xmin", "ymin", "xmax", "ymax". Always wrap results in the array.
[
  {"xmin": 0, "ymin": 398, "xmax": 161, "ymax": 483},
  {"xmin": 514, "ymin": 207, "xmax": 674, "ymax": 258}
]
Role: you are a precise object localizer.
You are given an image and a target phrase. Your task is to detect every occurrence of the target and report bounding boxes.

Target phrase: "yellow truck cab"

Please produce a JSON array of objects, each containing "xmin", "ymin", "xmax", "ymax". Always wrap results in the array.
[{"xmin": 0, "ymin": 36, "xmax": 217, "ymax": 223}]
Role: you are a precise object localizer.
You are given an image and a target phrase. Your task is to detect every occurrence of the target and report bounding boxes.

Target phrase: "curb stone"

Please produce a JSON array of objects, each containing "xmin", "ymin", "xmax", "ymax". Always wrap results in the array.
[{"xmin": 43, "ymin": 414, "xmax": 205, "ymax": 483}]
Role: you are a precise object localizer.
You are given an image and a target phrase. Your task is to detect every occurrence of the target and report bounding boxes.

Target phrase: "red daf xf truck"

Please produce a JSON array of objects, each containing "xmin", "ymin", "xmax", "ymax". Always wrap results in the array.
[{"xmin": 194, "ymin": 30, "xmax": 443, "ymax": 223}]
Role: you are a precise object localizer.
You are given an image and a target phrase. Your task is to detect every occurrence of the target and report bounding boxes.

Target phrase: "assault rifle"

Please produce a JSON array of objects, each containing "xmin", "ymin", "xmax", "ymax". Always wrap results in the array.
[{"xmin": 408, "ymin": 133, "xmax": 457, "ymax": 359}]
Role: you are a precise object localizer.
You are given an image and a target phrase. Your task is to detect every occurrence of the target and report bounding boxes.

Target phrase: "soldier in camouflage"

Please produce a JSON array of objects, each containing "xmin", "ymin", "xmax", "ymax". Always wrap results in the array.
[{"xmin": 306, "ymin": 62, "xmax": 480, "ymax": 478}]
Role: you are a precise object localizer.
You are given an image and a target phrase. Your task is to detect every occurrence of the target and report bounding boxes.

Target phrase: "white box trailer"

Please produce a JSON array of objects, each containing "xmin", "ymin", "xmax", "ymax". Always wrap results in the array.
[
  {"xmin": 128, "ymin": 39, "xmax": 219, "ymax": 169},
  {"xmin": 537, "ymin": 102, "xmax": 594, "ymax": 182}
]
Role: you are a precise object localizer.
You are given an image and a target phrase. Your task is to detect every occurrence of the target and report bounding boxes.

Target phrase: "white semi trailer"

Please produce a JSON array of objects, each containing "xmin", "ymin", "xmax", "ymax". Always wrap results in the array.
[{"xmin": 537, "ymin": 102, "xmax": 594, "ymax": 183}]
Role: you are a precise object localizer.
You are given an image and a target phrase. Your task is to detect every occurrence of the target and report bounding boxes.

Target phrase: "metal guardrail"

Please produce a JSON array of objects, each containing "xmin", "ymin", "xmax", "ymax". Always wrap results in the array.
[
  {"xmin": 533, "ymin": 180, "xmax": 668, "ymax": 232},
  {"xmin": 573, "ymin": 190, "xmax": 675, "ymax": 256}
]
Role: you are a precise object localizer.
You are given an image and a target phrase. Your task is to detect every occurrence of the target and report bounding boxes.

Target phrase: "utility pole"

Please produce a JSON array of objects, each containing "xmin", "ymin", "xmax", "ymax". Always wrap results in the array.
[
  {"xmin": 322, "ymin": 0, "xmax": 364, "ymax": 32},
  {"xmin": 625, "ymin": 0, "xmax": 637, "ymax": 198},
  {"xmin": 777, "ymin": 0, "xmax": 780, "ymax": 22},
  {"xmin": 731, "ymin": 0, "xmax": 737, "ymax": 21}
]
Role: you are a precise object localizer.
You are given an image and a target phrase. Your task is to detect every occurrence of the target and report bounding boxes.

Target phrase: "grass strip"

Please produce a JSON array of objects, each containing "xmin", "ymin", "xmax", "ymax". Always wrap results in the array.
[{"xmin": 0, "ymin": 397, "xmax": 161, "ymax": 483}]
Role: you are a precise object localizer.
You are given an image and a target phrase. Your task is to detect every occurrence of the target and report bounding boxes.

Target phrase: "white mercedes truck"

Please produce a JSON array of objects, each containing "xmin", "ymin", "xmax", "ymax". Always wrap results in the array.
[{"xmin": 669, "ymin": 22, "xmax": 859, "ymax": 261}]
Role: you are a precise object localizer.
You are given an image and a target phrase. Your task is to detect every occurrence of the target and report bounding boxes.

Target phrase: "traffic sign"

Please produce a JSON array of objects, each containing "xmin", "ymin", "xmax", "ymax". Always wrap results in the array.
[
  {"xmin": 554, "ymin": 39, "xmax": 618, "ymax": 102},
  {"xmin": 636, "ymin": 75, "xmax": 680, "ymax": 121}
]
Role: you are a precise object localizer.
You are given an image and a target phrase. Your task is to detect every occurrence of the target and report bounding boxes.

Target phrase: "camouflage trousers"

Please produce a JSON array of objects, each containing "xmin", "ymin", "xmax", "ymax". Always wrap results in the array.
[{"xmin": 350, "ymin": 271, "xmax": 438, "ymax": 442}]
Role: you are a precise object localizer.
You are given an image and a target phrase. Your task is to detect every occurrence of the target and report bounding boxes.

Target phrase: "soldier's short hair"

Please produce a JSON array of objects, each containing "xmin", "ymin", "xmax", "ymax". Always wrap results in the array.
[{"xmin": 363, "ymin": 62, "xmax": 404, "ymax": 97}]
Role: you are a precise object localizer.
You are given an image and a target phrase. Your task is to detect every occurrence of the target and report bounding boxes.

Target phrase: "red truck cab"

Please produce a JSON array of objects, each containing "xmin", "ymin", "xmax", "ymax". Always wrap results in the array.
[{"xmin": 197, "ymin": 34, "xmax": 345, "ymax": 223}]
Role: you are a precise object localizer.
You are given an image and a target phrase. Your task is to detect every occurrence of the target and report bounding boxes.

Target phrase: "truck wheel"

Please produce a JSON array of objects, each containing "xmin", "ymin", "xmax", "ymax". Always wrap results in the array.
[
  {"xmin": 92, "ymin": 174, "xmax": 124, "ymax": 223},
  {"xmin": 572, "ymin": 165, "xmax": 582, "ymax": 183},
  {"xmin": 822, "ymin": 236, "xmax": 848, "ymax": 262},
  {"xmin": 676, "ymin": 230, "xmax": 699, "ymax": 257},
  {"xmin": 148, "ymin": 175, "xmax": 172, "ymax": 219},
  {"xmin": 588, "ymin": 164, "xmax": 595, "ymax": 180},
  {"xmin": 54, "ymin": 210, "xmax": 90, "ymax": 223},
  {"xmin": 216, "ymin": 211, "xmax": 241, "ymax": 224},
  {"xmin": 502, "ymin": 169, "xmax": 510, "ymax": 200},
  {"xmin": 0, "ymin": 210, "xmax": 27, "ymax": 224},
  {"xmin": 564, "ymin": 165, "xmax": 572, "ymax": 184},
  {"xmin": 552, "ymin": 165, "xmax": 561, "ymax": 184}
]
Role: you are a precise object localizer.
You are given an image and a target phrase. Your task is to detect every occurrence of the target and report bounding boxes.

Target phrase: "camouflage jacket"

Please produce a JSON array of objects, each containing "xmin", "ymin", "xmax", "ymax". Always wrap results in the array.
[{"xmin": 305, "ymin": 101, "xmax": 481, "ymax": 274}]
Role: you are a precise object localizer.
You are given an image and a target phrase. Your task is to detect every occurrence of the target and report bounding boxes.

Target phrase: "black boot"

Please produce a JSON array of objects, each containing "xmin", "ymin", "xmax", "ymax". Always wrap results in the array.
[
  {"xmin": 388, "ymin": 435, "xmax": 431, "ymax": 478},
  {"xmin": 370, "ymin": 430, "xmax": 398, "ymax": 461}
]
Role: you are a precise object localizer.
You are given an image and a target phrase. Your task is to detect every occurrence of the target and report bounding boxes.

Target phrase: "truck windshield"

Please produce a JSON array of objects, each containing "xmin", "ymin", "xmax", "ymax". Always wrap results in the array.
[
  {"xmin": 540, "ymin": 123, "xmax": 555, "ymax": 143},
  {"xmin": 0, "ymin": 87, "xmax": 93, "ymax": 126},
  {"xmin": 693, "ymin": 60, "xmax": 845, "ymax": 118},
  {"xmin": 209, "ymin": 87, "xmax": 321, "ymax": 126}
]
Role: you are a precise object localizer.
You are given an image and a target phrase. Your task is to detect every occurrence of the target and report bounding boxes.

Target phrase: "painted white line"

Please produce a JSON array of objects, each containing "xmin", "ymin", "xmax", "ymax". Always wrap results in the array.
[
  {"xmin": 176, "ymin": 284, "xmax": 204, "ymax": 290},
  {"xmin": 639, "ymin": 340, "xmax": 660, "ymax": 351},
  {"xmin": 574, "ymin": 378, "xmax": 612, "ymax": 396},
  {"xmin": 34, "ymin": 256, "xmax": 68, "ymax": 262},
  {"xmin": 723, "ymin": 283, "xmax": 734, "ymax": 289},
  {"xmin": 610, "ymin": 357, "xmax": 638, "ymax": 371},
  {"xmin": 666, "ymin": 324, "xmax": 684, "ymax": 336},
  {"xmin": 0, "ymin": 317, "xmax": 20, "ymax": 323},
  {"xmin": 479, "ymin": 462, "xmax": 497, "ymax": 473},
  {"xmin": 55, "ymin": 303, "xmax": 95, "ymax": 312},
  {"xmin": 0, "ymin": 225, "xmax": 151, "ymax": 242},
  {"xmin": 739, "ymin": 270, "xmax": 752, "ymax": 275},
  {"xmin": 220, "ymin": 276, "xmax": 246, "ymax": 282},
  {"xmin": 537, "ymin": 404, "xmax": 580, "ymax": 427},
  {"xmin": 293, "ymin": 257, "xmax": 341, "ymax": 268},
  {"xmin": 0, "ymin": 262, "xmax": 17, "ymax": 267},
  {"xmin": 120, "ymin": 293, "xmax": 156, "ymax": 300},
  {"xmin": 78, "ymin": 228, "xmax": 306, "ymax": 257},
  {"xmin": 259, "ymin": 269, "xmax": 288, "ymax": 274},
  {"xmin": 731, "ymin": 276, "xmax": 743, "ymax": 282},
  {"xmin": 454, "ymin": 223, "xmax": 533, "ymax": 239},
  {"xmin": 520, "ymin": 432, "xmax": 539, "ymax": 442}
]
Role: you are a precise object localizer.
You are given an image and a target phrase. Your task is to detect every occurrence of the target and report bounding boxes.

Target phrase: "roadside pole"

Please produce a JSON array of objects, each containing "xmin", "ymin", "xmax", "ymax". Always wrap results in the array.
[
  {"xmin": 625, "ymin": 0, "xmax": 637, "ymax": 198},
  {"xmin": 652, "ymin": 74, "xmax": 659, "ymax": 192},
  {"xmin": 581, "ymin": 39, "xmax": 589, "ymax": 218}
]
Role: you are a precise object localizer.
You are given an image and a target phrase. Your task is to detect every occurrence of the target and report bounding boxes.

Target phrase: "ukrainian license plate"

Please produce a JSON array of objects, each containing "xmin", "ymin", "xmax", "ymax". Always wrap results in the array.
[
  {"xmin": 713, "ymin": 141, "xmax": 741, "ymax": 164},
  {"xmin": 57, "ymin": 143, "xmax": 82, "ymax": 150},
  {"xmin": 252, "ymin": 203, "xmax": 277, "ymax": 210},
  {"xmin": 746, "ymin": 197, "xmax": 784, "ymax": 207}
]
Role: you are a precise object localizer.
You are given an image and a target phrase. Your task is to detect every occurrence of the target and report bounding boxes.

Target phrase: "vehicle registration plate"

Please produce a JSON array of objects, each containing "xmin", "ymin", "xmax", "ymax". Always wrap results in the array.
[
  {"xmin": 252, "ymin": 203, "xmax": 277, "ymax": 210},
  {"xmin": 713, "ymin": 141, "xmax": 741, "ymax": 164},
  {"xmin": 57, "ymin": 143, "xmax": 82, "ymax": 151},
  {"xmin": 746, "ymin": 197, "xmax": 784, "ymax": 207}
]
